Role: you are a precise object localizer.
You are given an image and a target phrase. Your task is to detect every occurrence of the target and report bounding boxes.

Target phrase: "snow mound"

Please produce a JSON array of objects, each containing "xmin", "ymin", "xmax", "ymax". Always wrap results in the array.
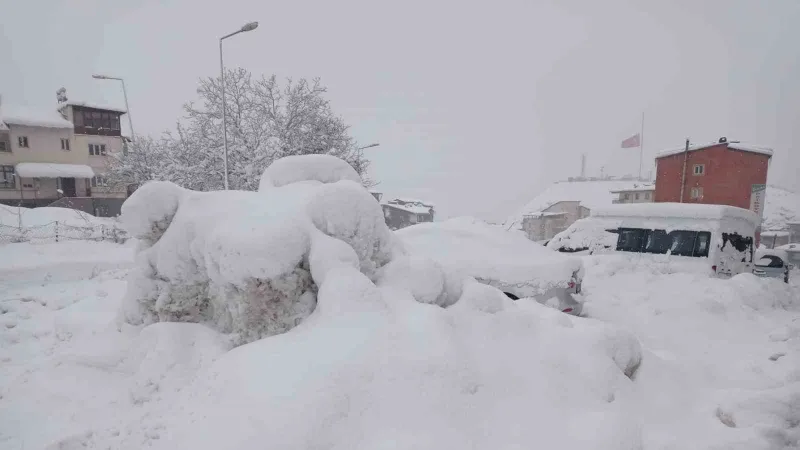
[
  {"xmin": 258, "ymin": 154, "xmax": 362, "ymax": 190},
  {"xmin": 108, "ymin": 278, "xmax": 643, "ymax": 450},
  {"xmin": 119, "ymin": 156, "xmax": 400, "ymax": 345},
  {"xmin": 398, "ymin": 218, "xmax": 583, "ymax": 297}
]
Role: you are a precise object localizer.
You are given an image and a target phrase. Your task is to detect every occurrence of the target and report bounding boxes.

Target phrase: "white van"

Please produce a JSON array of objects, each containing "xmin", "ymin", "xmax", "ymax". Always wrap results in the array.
[{"xmin": 548, "ymin": 203, "xmax": 759, "ymax": 277}]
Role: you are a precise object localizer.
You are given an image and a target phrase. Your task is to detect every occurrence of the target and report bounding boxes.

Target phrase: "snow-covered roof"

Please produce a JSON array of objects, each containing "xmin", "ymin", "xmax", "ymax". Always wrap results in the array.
[
  {"xmin": 592, "ymin": 202, "xmax": 759, "ymax": 223},
  {"xmin": 0, "ymin": 107, "xmax": 74, "ymax": 129},
  {"xmin": 505, "ymin": 179, "xmax": 650, "ymax": 230},
  {"xmin": 523, "ymin": 211, "xmax": 568, "ymax": 218},
  {"xmin": 382, "ymin": 202, "xmax": 432, "ymax": 215},
  {"xmin": 656, "ymin": 141, "xmax": 773, "ymax": 159},
  {"xmin": 15, "ymin": 163, "xmax": 95, "ymax": 178},
  {"xmin": 64, "ymin": 101, "xmax": 127, "ymax": 114},
  {"xmin": 394, "ymin": 197, "xmax": 435, "ymax": 208},
  {"xmin": 609, "ymin": 184, "xmax": 655, "ymax": 193}
]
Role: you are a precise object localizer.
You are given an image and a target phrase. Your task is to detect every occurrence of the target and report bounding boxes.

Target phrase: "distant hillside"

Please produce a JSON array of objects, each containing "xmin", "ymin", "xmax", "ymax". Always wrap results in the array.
[
  {"xmin": 762, "ymin": 185, "xmax": 800, "ymax": 231},
  {"xmin": 505, "ymin": 181, "xmax": 799, "ymax": 231}
]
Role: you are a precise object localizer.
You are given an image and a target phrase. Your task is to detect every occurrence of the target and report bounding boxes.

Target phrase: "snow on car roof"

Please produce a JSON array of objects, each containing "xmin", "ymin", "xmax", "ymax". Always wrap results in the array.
[
  {"xmin": 397, "ymin": 217, "xmax": 581, "ymax": 288},
  {"xmin": 592, "ymin": 202, "xmax": 759, "ymax": 223},
  {"xmin": 656, "ymin": 141, "xmax": 773, "ymax": 159}
]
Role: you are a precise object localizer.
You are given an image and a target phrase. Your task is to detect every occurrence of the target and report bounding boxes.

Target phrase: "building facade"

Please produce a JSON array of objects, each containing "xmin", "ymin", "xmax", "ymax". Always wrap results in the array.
[
  {"xmin": 0, "ymin": 101, "xmax": 128, "ymax": 217},
  {"xmin": 520, "ymin": 200, "xmax": 591, "ymax": 242},
  {"xmin": 654, "ymin": 138, "xmax": 771, "ymax": 209},
  {"xmin": 380, "ymin": 198, "xmax": 435, "ymax": 230},
  {"xmin": 611, "ymin": 184, "xmax": 655, "ymax": 204}
]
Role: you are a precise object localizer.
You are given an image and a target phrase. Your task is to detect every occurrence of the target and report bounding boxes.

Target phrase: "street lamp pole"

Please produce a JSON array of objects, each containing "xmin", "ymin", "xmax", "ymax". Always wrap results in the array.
[
  {"xmin": 219, "ymin": 21, "xmax": 259, "ymax": 190},
  {"xmin": 358, "ymin": 143, "xmax": 380, "ymax": 150},
  {"xmin": 92, "ymin": 74, "xmax": 135, "ymax": 140}
]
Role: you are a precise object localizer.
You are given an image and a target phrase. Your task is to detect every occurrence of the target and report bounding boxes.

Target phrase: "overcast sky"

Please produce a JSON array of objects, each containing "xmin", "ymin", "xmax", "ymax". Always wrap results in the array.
[{"xmin": 1, "ymin": 0, "xmax": 798, "ymax": 221}]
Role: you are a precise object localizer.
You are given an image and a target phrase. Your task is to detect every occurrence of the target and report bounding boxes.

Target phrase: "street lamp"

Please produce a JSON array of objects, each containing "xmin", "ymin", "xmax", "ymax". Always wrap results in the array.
[
  {"xmin": 220, "ymin": 21, "xmax": 259, "ymax": 190},
  {"xmin": 358, "ymin": 143, "xmax": 380, "ymax": 150},
  {"xmin": 92, "ymin": 74, "xmax": 135, "ymax": 140}
]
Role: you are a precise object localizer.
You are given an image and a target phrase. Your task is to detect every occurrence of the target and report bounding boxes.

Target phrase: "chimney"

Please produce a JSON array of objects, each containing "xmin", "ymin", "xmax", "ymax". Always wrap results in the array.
[{"xmin": 580, "ymin": 154, "xmax": 587, "ymax": 179}]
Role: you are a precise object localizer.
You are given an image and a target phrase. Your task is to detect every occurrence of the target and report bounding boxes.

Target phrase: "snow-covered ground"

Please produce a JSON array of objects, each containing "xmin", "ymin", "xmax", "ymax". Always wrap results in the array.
[{"xmin": 2, "ymin": 240, "xmax": 798, "ymax": 449}]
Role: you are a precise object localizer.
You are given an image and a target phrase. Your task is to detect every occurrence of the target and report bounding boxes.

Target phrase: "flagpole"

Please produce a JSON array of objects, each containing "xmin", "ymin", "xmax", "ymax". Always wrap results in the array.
[{"xmin": 638, "ymin": 111, "xmax": 645, "ymax": 180}]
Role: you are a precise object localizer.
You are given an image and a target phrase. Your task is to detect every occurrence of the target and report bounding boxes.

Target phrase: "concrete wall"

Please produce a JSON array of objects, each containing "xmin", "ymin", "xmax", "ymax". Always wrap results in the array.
[{"xmin": 654, "ymin": 144, "xmax": 770, "ymax": 209}]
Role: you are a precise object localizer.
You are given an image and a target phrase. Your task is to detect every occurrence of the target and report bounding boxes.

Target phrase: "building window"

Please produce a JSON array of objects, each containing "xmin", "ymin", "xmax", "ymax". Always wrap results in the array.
[
  {"xmin": 18, "ymin": 136, "xmax": 29, "ymax": 148},
  {"xmin": 91, "ymin": 175, "xmax": 108, "ymax": 187},
  {"xmin": 693, "ymin": 164, "xmax": 705, "ymax": 175},
  {"xmin": 635, "ymin": 193, "xmax": 640, "ymax": 200},
  {"xmin": 89, "ymin": 144, "xmax": 107, "ymax": 156},
  {"xmin": 79, "ymin": 110, "xmax": 120, "ymax": 130},
  {"xmin": 690, "ymin": 187, "xmax": 703, "ymax": 199},
  {"xmin": 645, "ymin": 192, "xmax": 651, "ymax": 200},
  {"xmin": 0, "ymin": 141, "xmax": 8, "ymax": 152},
  {"xmin": 61, "ymin": 138, "xmax": 70, "ymax": 151},
  {"xmin": 622, "ymin": 193, "xmax": 630, "ymax": 200},
  {"xmin": 0, "ymin": 165, "xmax": 15, "ymax": 189}
]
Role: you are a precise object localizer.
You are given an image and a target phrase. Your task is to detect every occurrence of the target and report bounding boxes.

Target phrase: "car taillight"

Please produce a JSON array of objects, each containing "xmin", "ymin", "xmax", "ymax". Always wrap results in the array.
[
  {"xmin": 712, "ymin": 265, "xmax": 717, "ymax": 273},
  {"xmin": 562, "ymin": 308, "xmax": 573, "ymax": 313},
  {"xmin": 568, "ymin": 281, "xmax": 576, "ymax": 289}
]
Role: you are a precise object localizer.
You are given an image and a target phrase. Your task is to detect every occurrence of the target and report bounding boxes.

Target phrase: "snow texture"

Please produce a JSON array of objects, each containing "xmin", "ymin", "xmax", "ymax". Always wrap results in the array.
[
  {"xmin": 3, "ymin": 239, "xmax": 798, "ymax": 449},
  {"xmin": 14, "ymin": 162, "xmax": 95, "ymax": 179},
  {"xmin": 120, "ymin": 156, "xmax": 399, "ymax": 345}
]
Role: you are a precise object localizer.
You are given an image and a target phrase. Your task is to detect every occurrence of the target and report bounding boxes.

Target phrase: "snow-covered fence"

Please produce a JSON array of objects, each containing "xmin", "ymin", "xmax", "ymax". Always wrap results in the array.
[{"xmin": 0, "ymin": 221, "xmax": 129, "ymax": 245}]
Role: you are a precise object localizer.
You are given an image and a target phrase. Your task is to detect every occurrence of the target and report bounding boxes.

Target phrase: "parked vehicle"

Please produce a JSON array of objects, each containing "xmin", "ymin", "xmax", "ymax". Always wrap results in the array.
[
  {"xmin": 548, "ymin": 203, "xmax": 759, "ymax": 277},
  {"xmin": 753, "ymin": 249, "xmax": 793, "ymax": 283},
  {"xmin": 397, "ymin": 218, "xmax": 584, "ymax": 315}
]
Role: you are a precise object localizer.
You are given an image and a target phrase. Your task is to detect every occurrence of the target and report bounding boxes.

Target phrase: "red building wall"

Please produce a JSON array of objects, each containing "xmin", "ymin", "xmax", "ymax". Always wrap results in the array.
[{"xmin": 654, "ymin": 143, "xmax": 770, "ymax": 209}]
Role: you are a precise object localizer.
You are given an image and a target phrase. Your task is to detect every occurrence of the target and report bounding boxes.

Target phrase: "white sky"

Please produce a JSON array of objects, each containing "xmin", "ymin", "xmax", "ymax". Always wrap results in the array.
[{"xmin": 1, "ymin": 0, "xmax": 798, "ymax": 221}]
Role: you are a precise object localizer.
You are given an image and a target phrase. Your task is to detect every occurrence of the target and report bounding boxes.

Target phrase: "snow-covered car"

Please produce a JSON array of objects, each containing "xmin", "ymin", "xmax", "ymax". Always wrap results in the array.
[
  {"xmin": 753, "ymin": 249, "xmax": 793, "ymax": 283},
  {"xmin": 395, "ymin": 218, "xmax": 585, "ymax": 315}
]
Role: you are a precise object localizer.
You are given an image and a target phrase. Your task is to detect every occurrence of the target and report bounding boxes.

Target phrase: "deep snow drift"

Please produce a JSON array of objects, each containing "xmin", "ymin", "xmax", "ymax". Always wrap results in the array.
[
  {"xmin": 2, "ymin": 239, "xmax": 798, "ymax": 449},
  {"xmin": 119, "ymin": 155, "xmax": 398, "ymax": 344}
]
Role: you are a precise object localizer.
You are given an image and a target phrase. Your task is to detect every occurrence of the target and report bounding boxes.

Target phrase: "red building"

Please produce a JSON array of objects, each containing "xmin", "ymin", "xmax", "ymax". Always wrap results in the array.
[{"xmin": 654, "ymin": 137, "xmax": 772, "ymax": 210}]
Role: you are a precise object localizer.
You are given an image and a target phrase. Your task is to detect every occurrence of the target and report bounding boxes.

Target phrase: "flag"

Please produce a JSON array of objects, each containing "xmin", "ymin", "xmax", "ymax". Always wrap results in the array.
[{"xmin": 621, "ymin": 133, "xmax": 641, "ymax": 148}]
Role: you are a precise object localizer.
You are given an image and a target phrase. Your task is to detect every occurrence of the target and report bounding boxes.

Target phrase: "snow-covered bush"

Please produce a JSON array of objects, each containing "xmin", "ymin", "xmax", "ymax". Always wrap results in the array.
[{"xmin": 119, "ymin": 155, "xmax": 401, "ymax": 345}]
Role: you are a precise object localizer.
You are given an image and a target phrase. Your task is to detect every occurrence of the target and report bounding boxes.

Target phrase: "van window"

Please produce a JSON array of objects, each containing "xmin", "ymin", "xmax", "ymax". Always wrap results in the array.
[
  {"xmin": 721, "ymin": 232, "xmax": 754, "ymax": 263},
  {"xmin": 617, "ymin": 228, "xmax": 712, "ymax": 258},
  {"xmin": 617, "ymin": 228, "xmax": 647, "ymax": 252}
]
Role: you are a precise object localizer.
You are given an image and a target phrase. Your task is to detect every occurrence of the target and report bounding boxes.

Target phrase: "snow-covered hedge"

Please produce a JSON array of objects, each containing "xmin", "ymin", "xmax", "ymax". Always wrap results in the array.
[{"xmin": 119, "ymin": 155, "xmax": 400, "ymax": 345}]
